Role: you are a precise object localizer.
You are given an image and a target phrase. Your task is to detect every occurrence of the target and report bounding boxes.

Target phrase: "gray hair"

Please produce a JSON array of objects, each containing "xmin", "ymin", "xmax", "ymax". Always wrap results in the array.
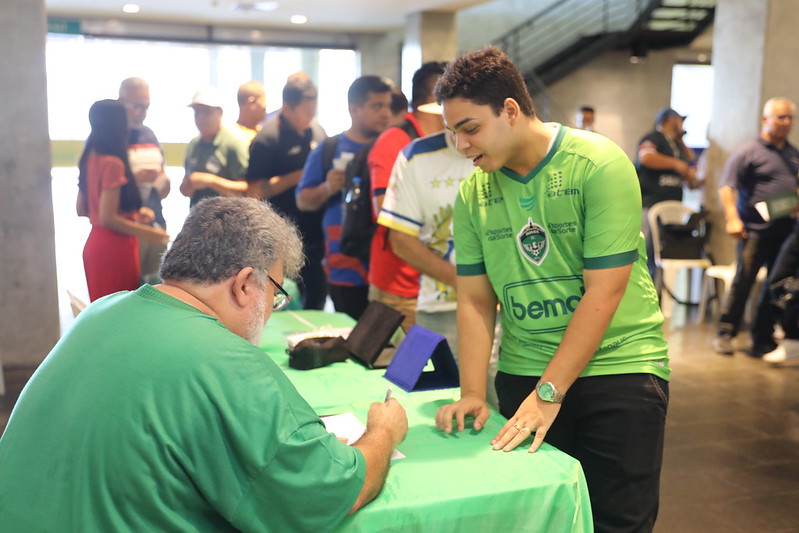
[
  {"xmin": 763, "ymin": 97, "xmax": 796, "ymax": 117},
  {"xmin": 160, "ymin": 197, "xmax": 305, "ymax": 284},
  {"xmin": 119, "ymin": 77, "xmax": 149, "ymax": 98}
]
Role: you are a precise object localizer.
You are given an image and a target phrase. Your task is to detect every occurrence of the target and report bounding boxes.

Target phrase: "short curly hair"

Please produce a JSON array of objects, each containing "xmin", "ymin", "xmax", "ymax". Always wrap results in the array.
[{"xmin": 435, "ymin": 46, "xmax": 535, "ymax": 117}]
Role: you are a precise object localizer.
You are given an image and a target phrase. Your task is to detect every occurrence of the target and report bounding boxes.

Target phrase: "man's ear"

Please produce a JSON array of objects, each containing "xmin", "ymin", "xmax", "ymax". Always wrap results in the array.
[
  {"xmin": 503, "ymin": 98, "xmax": 521, "ymax": 124},
  {"xmin": 231, "ymin": 266, "xmax": 259, "ymax": 308}
]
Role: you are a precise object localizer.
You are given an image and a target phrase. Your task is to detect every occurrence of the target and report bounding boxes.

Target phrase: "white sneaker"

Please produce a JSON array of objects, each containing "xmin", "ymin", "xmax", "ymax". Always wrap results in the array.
[{"xmin": 763, "ymin": 339, "xmax": 799, "ymax": 363}]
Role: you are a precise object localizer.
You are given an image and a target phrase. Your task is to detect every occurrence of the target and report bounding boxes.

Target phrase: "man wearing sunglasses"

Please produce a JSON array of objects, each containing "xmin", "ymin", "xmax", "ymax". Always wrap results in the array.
[{"xmin": 0, "ymin": 197, "xmax": 407, "ymax": 532}]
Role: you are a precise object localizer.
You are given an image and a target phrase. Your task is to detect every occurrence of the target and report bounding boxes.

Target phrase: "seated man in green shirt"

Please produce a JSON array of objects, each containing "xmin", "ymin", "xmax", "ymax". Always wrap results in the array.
[
  {"xmin": 0, "ymin": 197, "xmax": 407, "ymax": 532},
  {"xmin": 433, "ymin": 47, "xmax": 669, "ymax": 533}
]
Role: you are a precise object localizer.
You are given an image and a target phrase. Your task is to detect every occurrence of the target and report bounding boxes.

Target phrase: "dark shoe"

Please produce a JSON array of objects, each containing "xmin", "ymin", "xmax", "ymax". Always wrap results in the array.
[
  {"xmin": 712, "ymin": 334, "xmax": 734, "ymax": 355},
  {"xmin": 749, "ymin": 341, "xmax": 778, "ymax": 358}
]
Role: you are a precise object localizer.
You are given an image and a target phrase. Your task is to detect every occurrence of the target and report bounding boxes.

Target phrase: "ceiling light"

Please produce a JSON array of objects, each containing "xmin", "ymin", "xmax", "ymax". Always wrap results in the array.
[
  {"xmin": 121, "ymin": 3, "xmax": 140, "ymax": 14},
  {"xmin": 230, "ymin": 1, "xmax": 279, "ymax": 12},
  {"xmin": 290, "ymin": 14, "xmax": 308, "ymax": 24}
]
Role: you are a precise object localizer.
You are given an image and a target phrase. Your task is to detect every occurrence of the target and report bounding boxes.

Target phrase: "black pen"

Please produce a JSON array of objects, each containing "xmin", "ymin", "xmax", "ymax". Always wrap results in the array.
[{"xmin": 384, "ymin": 387, "xmax": 392, "ymax": 402}]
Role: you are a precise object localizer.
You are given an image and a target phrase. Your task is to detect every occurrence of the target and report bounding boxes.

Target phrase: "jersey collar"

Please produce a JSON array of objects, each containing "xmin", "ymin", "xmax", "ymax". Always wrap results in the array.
[{"xmin": 500, "ymin": 123, "xmax": 565, "ymax": 184}]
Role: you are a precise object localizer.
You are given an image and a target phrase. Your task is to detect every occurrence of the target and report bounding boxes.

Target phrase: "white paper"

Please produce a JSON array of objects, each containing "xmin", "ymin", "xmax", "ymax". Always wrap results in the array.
[
  {"xmin": 321, "ymin": 412, "xmax": 405, "ymax": 460},
  {"xmin": 332, "ymin": 152, "xmax": 355, "ymax": 170},
  {"xmin": 754, "ymin": 201, "xmax": 770, "ymax": 222}
]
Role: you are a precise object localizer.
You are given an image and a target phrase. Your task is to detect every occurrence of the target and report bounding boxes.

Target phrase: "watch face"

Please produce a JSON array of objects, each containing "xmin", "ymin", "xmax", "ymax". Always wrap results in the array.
[{"xmin": 538, "ymin": 381, "xmax": 554, "ymax": 401}]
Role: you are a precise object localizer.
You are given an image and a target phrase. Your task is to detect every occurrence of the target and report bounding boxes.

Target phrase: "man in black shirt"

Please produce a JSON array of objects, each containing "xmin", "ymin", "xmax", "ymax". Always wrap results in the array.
[
  {"xmin": 246, "ymin": 73, "xmax": 328, "ymax": 309},
  {"xmin": 635, "ymin": 107, "xmax": 698, "ymax": 277}
]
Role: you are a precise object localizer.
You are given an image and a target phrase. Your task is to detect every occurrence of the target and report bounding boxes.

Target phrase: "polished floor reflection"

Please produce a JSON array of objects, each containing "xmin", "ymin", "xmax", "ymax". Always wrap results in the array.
[
  {"xmin": 3, "ymin": 308, "xmax": 799, "ymax": 532},
  {"xmin": 657, "ymin": 308, "xmax": 799, "ymax": 533}
]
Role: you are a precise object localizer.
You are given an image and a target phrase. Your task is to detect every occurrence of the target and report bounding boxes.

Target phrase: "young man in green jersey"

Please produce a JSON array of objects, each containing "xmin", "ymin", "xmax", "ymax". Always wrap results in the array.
[{"xmin": 433, "ymin": 46, "xmax": 669, "ymax": 533}]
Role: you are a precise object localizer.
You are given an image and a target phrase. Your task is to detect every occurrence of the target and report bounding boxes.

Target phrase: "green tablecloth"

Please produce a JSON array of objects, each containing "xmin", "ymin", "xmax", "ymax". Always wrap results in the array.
[{"xmin": 260, "ymin": 311, "xmax": 594, "ymax": 533}]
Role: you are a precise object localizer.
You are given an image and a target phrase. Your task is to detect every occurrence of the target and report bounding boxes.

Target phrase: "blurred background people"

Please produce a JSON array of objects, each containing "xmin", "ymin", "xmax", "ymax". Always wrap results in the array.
[
  {"xmin": 296, "ymin": 76, "xmax": 393, "ymax": 319},
  {"xmin": 713, "ymin": 97, "xmax": 799, "ymax": 357},
  {"xmin": 235, "ymin": 80, "xmax": 266, "ymax": 144},
  {"xmin": 575, "ymin": 105, "xmax": 595, "ymax": 131},
  {"xmin": 635, "ymin": 106, "xmax": 698, "ymax": 277},
  {"xmin": 246, "ymin": 73, "xmax": 328, "ymax": 310},
  {"xmin": 77, "ymin": 99, "xmax": 168, "ymax": 301},
  {"xmin": 179, "ymin": 87, "xmax": 249, "ymax": 205},
  {"xmin": 118, "ymin": 77, "xmax": 170, "ymax": 283},
  {"xmin": 367, "ymin": 62, "xmax": 446, "ymax": 330}
]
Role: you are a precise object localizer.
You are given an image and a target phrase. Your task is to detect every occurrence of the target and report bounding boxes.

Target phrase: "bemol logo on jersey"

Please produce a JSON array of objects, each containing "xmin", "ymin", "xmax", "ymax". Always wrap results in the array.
[
  {"xmin": 503, "ymin": 276, "xmax": 585, "ymax": 333},
  {"xmin": 517, "ymin": 217, "xmax": 548, "ymax": 265}
]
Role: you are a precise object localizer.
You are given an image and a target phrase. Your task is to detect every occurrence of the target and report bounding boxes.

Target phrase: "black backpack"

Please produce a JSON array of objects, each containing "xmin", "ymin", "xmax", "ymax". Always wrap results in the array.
[{"xmin": 336, "ymin": 120, "xmax": 419, "ymax": 261}]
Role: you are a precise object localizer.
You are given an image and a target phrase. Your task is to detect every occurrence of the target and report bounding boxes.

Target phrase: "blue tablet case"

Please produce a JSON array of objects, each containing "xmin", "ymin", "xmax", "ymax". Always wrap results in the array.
[{"xmin": 383, "ymin": 325, "xmax": 460, "ymax": 392}]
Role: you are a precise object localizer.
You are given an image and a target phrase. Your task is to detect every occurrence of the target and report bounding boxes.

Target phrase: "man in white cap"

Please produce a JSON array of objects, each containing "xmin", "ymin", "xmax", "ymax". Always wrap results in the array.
[{"xmin": 180, "ymin": 87, "xmax": 250, "ymax": 206}]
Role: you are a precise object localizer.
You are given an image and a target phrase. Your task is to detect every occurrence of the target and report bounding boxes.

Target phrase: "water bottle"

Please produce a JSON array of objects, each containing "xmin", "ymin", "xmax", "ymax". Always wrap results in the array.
[{"xmin": 346, "ymin": 177, "xmax": 363, "ymax": 208}]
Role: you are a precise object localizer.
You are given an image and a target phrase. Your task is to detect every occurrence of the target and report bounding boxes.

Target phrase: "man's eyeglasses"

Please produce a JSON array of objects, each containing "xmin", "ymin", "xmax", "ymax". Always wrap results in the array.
[{"xmin": 266, "ymin": 273, "xmax": 292, "ymax": 311}]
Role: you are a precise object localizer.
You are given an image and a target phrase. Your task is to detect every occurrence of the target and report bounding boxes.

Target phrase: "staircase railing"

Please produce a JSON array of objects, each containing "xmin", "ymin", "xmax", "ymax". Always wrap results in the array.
[{"xmin": 492, "ymin": 0, "xmax": 660, "ymax": 120}]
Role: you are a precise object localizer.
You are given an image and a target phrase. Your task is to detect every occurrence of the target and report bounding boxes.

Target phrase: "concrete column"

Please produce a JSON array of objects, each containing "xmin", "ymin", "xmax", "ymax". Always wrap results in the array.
[
  {"xmin": 402, "ymin": 11, "xmax": 458, "ymax": 100},
  {"xmin": 0, "ymin": 0, "xmax": 60, "ymax": 385},
  {"xmin": 706, "ymin": 0, "xmax": 799, "ymax": 264},
  {"xmin": 358, "ymin": 29, "xmax": 404, "ymax": 85}
]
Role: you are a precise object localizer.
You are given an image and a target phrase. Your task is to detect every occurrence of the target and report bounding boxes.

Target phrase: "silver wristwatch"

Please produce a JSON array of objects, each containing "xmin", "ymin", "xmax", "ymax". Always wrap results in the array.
[{"xmin": 536, "ymin": 381, "xmax": 565, "ymax": 404}]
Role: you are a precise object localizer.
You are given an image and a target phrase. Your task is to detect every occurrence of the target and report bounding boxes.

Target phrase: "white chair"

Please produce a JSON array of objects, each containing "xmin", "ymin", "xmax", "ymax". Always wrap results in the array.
[
  {"xmin": 648, "ymin": 201, "xmax": 712, "ymax": 318},
  {"xmin": 698, "ymin": 263, "xmax": 768, "ymax": 323}
]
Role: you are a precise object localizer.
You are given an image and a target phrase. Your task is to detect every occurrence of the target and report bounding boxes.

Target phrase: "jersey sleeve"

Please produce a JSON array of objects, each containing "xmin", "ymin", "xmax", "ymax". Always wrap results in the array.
[
  {"xmin": 582, "ymin": 146, "xmax": 642, "ymax": 269},
  {"xmin": 454, "ymin": 180, "xmax": 486, "ymax": 276},
  {"xmin": 296, "ymin": 144, "xmax": 325, "ymax": 196},
  {"xmin": 377, "ymin": 149, "xmax": 423, "ymax": 237}
]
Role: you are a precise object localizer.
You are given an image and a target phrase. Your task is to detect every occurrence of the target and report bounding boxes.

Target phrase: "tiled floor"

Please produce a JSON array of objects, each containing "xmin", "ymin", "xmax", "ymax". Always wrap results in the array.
[
  {"xmin": 3, "ymin": 307, "xmax": 799, "ymax": 531},
  {"xmin": 656, "ymin": 310, "xmax": 799, "ymax": 533}
]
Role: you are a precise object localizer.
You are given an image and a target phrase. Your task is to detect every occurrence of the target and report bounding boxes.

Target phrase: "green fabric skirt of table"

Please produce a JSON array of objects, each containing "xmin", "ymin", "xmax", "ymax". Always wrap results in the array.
[{"xmin": 260, "ymin": 310, "xmax": 593, "ymax": 532}]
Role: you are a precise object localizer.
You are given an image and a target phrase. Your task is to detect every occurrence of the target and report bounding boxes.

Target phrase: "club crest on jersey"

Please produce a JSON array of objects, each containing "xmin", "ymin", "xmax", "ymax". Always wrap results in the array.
[{"xmin": 517, "ymin": 217, "xmax": 548, "ymax": 265}]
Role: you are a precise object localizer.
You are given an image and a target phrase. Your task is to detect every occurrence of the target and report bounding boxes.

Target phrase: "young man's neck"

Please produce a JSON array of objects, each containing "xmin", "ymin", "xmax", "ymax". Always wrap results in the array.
[{"xmin": 505, "ymin": 116, "xmax": 555, "ymax": 176}]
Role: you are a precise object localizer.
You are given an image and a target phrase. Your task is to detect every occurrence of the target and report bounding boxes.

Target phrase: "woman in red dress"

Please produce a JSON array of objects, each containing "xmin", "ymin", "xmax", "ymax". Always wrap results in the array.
[{"xmin": 77, "ymin": 99, "xmax": 169, "ymax": 301}]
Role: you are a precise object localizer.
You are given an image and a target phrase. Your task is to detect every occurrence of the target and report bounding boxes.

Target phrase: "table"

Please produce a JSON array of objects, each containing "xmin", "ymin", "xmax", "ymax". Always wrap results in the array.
[{"xmin": 260, "ymin": 311, "xmax": 593, "ymax": 532}]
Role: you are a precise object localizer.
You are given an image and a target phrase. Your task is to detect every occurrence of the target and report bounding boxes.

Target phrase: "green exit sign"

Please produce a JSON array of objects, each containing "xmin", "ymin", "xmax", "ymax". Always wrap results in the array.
[{"xmin": 47, "ymin": 18, "xmax": 81, "ymax": 35}]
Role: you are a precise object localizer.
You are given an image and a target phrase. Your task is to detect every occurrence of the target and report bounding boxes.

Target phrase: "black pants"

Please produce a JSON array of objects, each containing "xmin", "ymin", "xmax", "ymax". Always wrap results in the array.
[
  {"xmin": 298, "ymin": 241, "xmax": 327, "ymax": 310},
  {"xmin": 767, "ymin": 231, "xmax": 799, "ymax": 338},
  {"xmin": 328, "ymin": 283, "xmax": 369, "ymax": 320},
  {"xmin": 718, "ymin": 230, "xmax": 790, "ymax": 345},
  {"xmin": 495, "ymin": 372, "xmax": 669, "ymax": 533}
]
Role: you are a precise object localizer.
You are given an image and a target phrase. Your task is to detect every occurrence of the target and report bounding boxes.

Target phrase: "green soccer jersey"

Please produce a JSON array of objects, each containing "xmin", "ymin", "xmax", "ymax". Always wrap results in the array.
[{"xmin": 455, "ymin": 125, "xmax": 669, "ymax": 380}]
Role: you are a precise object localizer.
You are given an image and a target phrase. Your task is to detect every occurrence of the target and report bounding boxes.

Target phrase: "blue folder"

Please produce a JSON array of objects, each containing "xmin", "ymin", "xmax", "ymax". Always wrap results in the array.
[{"xmin": 384, "ymin": 325, "xmax": 460, "ymax": 392}]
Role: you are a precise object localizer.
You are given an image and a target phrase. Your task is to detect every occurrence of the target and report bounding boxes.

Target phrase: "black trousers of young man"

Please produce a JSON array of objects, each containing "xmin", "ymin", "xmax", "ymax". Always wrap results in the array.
[{"xmin": 496, "ymin": 372, "xmax": 669, "ymax": 533}]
